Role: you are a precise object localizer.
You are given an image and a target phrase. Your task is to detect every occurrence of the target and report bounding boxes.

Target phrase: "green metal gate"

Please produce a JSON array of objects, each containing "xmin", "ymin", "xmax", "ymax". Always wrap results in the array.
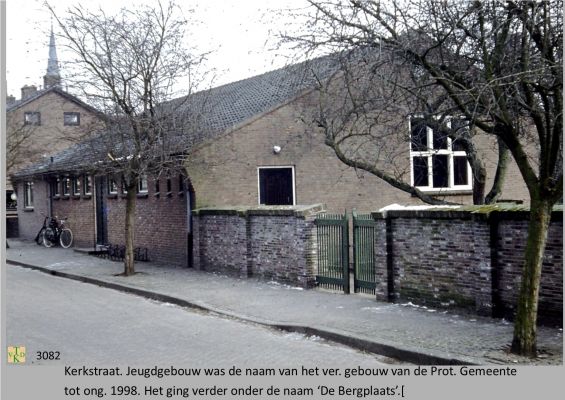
[
  {"xmin": 315, "ymin": 213, "xmax": 350, "ymax": 293},
  {"xmin": 315, "ymin": 211, "xmax": 376, "ymax": 295},
  {"xmin": 353, "ymin": 211, "xmax": 376, "ymax": 294}
]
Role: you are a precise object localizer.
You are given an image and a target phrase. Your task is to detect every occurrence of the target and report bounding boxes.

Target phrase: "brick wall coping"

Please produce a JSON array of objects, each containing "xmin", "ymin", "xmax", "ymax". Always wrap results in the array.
[
  {"xmin": 372, "ymin": 204, "xmax": 563, "ymax": 221},
  {"xmin": 193, "ymin": 204, "xmax": 325, "ymax": 218}
]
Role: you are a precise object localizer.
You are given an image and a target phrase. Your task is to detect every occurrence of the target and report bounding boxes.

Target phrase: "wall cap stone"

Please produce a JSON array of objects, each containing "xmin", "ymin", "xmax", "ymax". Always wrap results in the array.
[
  {"xmin": 193, "ymin": 204, "xmax": 325, "ymax": 218},
  {"xmin": 372, "ymin": 204, "xmax": 563, "ymax": 222}
]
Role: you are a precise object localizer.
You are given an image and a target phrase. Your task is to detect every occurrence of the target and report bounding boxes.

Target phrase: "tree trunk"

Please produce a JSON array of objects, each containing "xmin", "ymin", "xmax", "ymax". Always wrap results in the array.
[
  {"xmin": 485, "ymin": 139, "xmax": 510, "ymax": 204},
  {"xmin": 123, "ymin": 182, "xmax": 137, "ymax": 276},
  {"xmin": 510, "ymin": 196, "xmax": 553, "ymax": 356}
]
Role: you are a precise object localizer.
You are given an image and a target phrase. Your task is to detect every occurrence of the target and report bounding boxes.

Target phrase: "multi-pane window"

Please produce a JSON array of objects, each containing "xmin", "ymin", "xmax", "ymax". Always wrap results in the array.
[
  {"xmin": 51, "ymin": 178, "xmax": 60, "ymax": 197},
  {"xmin": 409, "ymin": 117, "xmax": 472, "ymax": 191},
  {"xmin": 64, "ymin": 112, "xmax": 80, "ymax": 126},
  {"xmin": 62, "ymin": 177, "xmax": 71, "ymax": 196},
  {"xmin": 83, "ymin": 175, "xmax": 92, "ymax": 195},
  {"xmin": 108, "ymin": 176, "xmax": 118, "ymax": 194},
  {"xmin": 24, "ymin": 112, "xmax": 41, "ymax": 126},
  {"xmin": 24, "ymin": 181, "xmax": 34, "ymax": 208},
  {"xmin": 72, "ymin": 177, "xmax": 80, "ymax": 195}
]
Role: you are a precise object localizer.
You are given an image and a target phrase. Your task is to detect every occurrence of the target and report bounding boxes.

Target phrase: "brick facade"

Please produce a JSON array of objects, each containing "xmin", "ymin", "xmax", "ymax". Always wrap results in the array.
[
  {"xmin": 15, "ymin": 174, "xmax": 191, "ymax": 268},
  {"xmin": 185, "ymin": 90, "xmax": 530, "ymax": 213},
  {"xmin": 192, "ymin": 205, "xmax": 322, "ymax": 288},
  {"xmin": 373, "ymin": 209, "xmax": 563, "ymax": 325},
  {"xmin": 103, "ymin": 175, "xmax": 190, "ymax": 267}
]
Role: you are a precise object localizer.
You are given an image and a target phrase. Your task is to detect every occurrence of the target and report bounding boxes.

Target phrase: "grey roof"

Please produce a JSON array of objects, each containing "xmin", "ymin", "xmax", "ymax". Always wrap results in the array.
[
  {"xmin": 7, "ymin": 85, "xmax": 100, "ymax": 115},
  {"xmin": 12, "ymin": 55, "xmax": 341, "ymax": 180}
]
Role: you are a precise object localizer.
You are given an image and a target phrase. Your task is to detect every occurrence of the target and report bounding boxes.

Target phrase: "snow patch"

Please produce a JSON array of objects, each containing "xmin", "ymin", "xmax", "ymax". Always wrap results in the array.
[{"xmin": 379, "ymin": 203, "xmax": 461, "ymax": 212}]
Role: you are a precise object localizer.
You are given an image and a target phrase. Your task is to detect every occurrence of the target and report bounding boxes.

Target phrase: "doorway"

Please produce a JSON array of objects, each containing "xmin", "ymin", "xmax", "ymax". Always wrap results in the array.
[{"xmin": 95, "ymin": 176, "xmax": 108, "ymax": 245}]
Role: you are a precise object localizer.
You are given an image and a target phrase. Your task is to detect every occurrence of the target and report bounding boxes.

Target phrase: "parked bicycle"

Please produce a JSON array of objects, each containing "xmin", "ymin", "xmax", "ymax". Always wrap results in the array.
[
  {"xmin": 34, "ymin": 214, "xmax": 50, "ymax": 245},
  {"xmin": 38, "ymin": 215, "xmax": 74, "ymax": 249}
]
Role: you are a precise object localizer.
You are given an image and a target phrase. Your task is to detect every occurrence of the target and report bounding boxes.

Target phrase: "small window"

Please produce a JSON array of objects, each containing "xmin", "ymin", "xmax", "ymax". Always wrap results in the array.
[
  {"xmin": 155, "ymin": 178, "xmax": 160, "ymax": 194},
  {"xmin": 178, "ymin": 175, "xmax": 185, "ymax": 192},
  {"xmin": 24, "ymin": 181, "xmax": 34, "ymax": 208},
  {"xmin": 64, "ymin": 112, "xmax": 80, "ymax": 126},
  {"xmin": 166, "ymin": 178, "xmax": 172, "ymax": 193},
  {"xmin": 258, "ymin": 167, "xmax": 295, "ymax": 205},
  {"xmin": 83, "ymin": 175, "xmax": 92, "ymax": 195},
  {"xmin": 137, "ymin": 175, "xmax": 148, "ymax": 193},
  {"xmin": 62, "ymin": 177, "xmax": 70, "ymax": 196},
  {"xmin": 51, "ymin": 178, "xmax": 60, "ymax": 198},
  {"xmin": 72, "ymin": 177, "xmax": 80, "ymax": 195},
  {"xmin": 108, "ymin": 176, "xmax": 118, "ymax": 194},
  {"xmin": 24, "ymin": 112, "xmax": 41, "ymax": 126}
]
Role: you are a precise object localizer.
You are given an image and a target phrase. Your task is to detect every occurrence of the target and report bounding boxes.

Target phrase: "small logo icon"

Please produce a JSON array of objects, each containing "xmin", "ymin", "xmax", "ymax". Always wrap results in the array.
[{"xmin": 7, "ymin": 346, "xmax": 26, "ymax": 363}]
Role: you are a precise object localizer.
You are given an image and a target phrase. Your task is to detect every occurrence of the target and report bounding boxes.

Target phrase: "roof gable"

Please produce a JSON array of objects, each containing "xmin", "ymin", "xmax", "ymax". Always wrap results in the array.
[{"xmin": 7, "ymin": 86, "xmax": 100, "ymax": 115}]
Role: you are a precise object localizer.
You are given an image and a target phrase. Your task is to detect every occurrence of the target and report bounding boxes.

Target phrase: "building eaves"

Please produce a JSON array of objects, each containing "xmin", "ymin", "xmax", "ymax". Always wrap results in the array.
[{"xmin": 6, "ymin": 86, "xmax": 101, "ymax": 116}]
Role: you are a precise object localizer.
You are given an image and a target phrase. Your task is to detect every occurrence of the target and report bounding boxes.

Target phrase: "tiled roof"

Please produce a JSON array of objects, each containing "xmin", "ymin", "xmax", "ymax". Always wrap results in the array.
[
  {"xmin": 11, "ymin": 56, "xmax": 340, "ymax": 179},
  {"xmin": 7, "ymin": 85, "xmax": 100, "ymax": 115}
]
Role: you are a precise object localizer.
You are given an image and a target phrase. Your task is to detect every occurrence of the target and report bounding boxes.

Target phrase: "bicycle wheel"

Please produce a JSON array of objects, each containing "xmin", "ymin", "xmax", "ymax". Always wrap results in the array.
[
  {"xmin": 59, "ymin": 228, "xmax": 73, "ymax": 249},
  {"xmin": 35, "ymin": 228, "xmax": 46, "ymax": 245},
  {"xmin": 43, "ymin": 228, "xmax": 56, "ymax": 248}
]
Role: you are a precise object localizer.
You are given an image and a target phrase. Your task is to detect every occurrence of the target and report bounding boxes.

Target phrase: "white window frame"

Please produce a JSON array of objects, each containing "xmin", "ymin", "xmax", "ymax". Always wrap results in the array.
[
  {"xmin": 72, "ymin": 176, "xmax": 81, "ymax": 195},
  {"xmin": 62, "ymin": 177, "xmax": 71, "ymax": 196},
  {"xmin": 108, "ymin": 176, "xmax": 118, "ymax": 194},
  {"xmin": 83, "ymin": 175, "xmax": 92, "ymax": 195},
  {"xmin": 24, "ymin": 181, "xmax": 34, "ymax": 208},
  {"xmin": 409, "ymin": 117, "xmax": 472, "ymax": 192},
  {"xmin": 257, "ymin": 166, "xmax": 296, "ymax": 206}
]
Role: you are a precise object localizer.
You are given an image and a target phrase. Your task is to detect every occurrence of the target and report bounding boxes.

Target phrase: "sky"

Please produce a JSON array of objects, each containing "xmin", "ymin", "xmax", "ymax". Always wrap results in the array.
[{"xmin": 5, "ymin": 0, "xmax": 308, "ymax": 98}]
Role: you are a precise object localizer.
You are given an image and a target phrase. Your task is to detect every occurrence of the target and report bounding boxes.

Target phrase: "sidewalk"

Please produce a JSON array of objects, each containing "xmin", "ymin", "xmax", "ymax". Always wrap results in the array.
[{"xmin": 6, "ymin": 239, "xmax": 562, "ymax": 365}]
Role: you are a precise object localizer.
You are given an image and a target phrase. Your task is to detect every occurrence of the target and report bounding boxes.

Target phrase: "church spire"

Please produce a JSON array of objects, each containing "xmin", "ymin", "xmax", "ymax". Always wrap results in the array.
[{"xmin": 44, "ymin": 25, "xmax": 61, "ymax": 88}]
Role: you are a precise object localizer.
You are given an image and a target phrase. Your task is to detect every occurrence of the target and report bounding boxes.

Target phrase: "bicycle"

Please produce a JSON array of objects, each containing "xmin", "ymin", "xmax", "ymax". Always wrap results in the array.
[
  {"xmin": 42, "ymin": 216, "xmax": 74, "ymax": 249},
  {"xmin": 34, "ymin": 214, "xmax": 50, "ymax": 245}
]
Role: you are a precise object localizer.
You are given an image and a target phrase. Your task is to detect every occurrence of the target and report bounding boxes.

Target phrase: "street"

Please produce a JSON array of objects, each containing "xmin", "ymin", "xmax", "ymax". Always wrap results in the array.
[{"xmin": 6, "ymin": 265, "xmax": 398, "ymax": 366}]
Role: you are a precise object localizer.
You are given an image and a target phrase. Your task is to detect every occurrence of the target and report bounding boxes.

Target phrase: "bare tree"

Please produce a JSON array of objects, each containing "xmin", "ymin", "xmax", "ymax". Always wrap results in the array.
[
  {"xmin": 48, "ymin": 0, "xmax": 213, "ymax": 276},
  {"xmin": 282, "ymin": 0, "xmax": 562, "ymax": 356},
  {"xmin": 6, "ymin": 124, "xmax": 37, "ymax": 175}
]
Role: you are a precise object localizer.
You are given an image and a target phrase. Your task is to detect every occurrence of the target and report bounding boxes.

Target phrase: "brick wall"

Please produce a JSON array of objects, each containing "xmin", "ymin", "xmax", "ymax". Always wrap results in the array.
[
  {"xmin": 105, "ymin": 175, "xmax": 190, "ymax": 267},
  {"xmin": 51, "ymin": 192, "xmax": 96, "ymax": 248},
  {"xmin": 15, "ymin": 179, "xmax": 49, "ymax": 240},
  {"xmin": 373, "ymin": 209, "xmax": 563, "ymax": 325},
  {"xmin": 192, "ymin": 205, "xmax": 323, "ymax": 287},
  {"xmin": 495, "ymin": 217, "xmax": 563, "ymax": 324}
]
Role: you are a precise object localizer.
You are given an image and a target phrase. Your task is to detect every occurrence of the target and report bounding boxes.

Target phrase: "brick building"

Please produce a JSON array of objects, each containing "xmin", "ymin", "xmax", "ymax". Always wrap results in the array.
[
  {"xmin": 11, "ymin": 56, "xmax": 530, "ymax": 267},
  {"xmin": 6, "ymin": 29, "xmax": 101, "ymax": 237}
]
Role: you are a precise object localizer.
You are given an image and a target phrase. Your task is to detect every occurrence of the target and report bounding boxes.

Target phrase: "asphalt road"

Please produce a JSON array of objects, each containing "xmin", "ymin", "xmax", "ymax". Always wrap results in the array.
[{"xmin": 6, "ymin": 265, "xmax": 398, "ymax": 367}]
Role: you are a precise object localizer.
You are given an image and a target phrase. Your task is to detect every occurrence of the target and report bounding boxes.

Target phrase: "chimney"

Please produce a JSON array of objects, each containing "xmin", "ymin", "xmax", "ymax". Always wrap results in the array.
[
  {"xmin": 6, "ymin": 95, "xmax": 16, "ymax": 105},
  {"xmin": 21, "ymin": 85, "xmax": 38, "ymax": 100}
]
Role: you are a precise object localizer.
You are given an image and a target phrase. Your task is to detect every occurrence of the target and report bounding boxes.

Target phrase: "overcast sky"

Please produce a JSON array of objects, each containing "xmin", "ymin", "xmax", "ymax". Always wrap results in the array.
[{"xmin": 6, "ymin": 0, "xmax": 308, "ymax": 98}]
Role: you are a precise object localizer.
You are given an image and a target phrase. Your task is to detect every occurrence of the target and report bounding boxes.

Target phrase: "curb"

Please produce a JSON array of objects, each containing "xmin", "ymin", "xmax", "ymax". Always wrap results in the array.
[{"xmin": 7, "ymin": 259, "xmax": 475, "ymax": 366}]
